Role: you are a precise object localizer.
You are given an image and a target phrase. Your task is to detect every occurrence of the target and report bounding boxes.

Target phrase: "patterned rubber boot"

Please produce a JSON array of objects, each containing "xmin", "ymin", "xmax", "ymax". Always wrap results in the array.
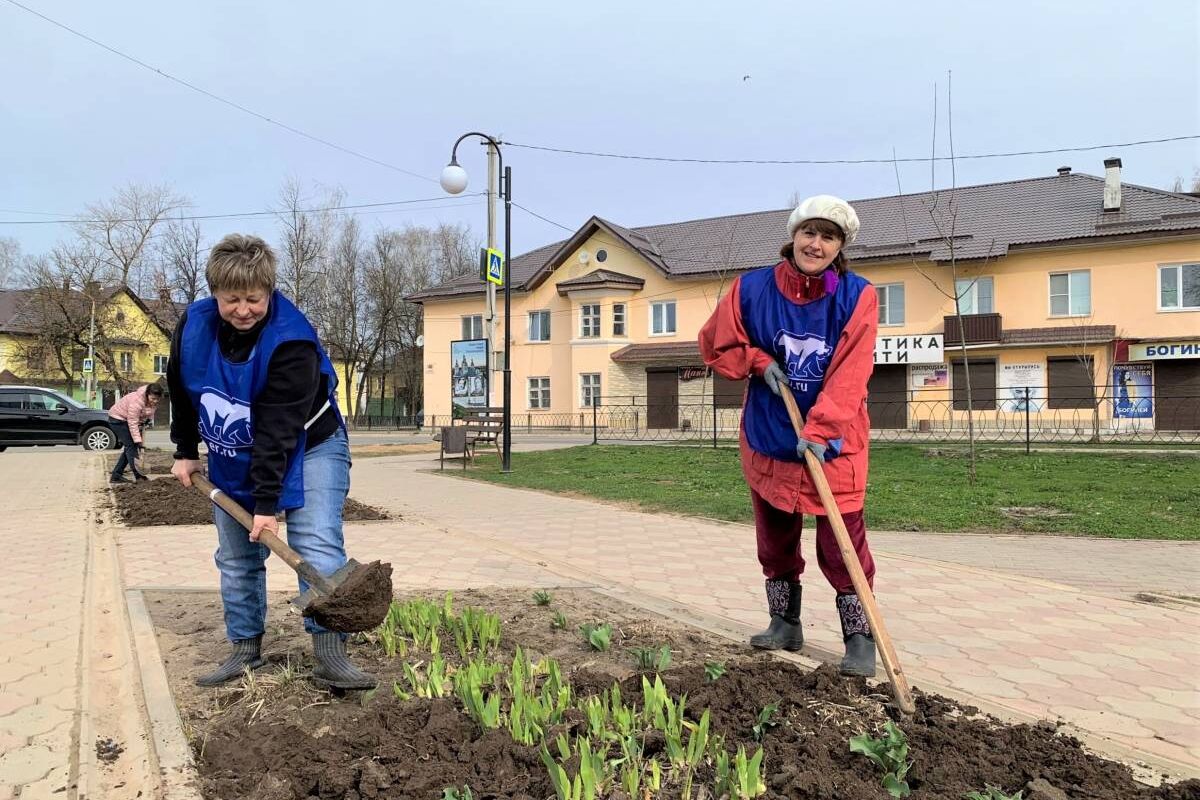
[
  {"xmin": 836, "ymin": 593, "xmax": 877, "ymax": 677},
  {"xmin": 311, "ymin": 632, "xmax": 377, "ymax": 690},
  {"xmin": 749, "ymin": 579, "xmax": 804, "ymax": 651},
  {"xmin": 195, "ymin": 636, "xmax": 266, "ymax": 687}
]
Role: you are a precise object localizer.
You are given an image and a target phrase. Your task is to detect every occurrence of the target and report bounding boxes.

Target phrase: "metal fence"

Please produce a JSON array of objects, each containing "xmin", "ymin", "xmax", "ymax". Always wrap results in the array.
[{"xmin": 351, "ymin": 386, "xmax": 1200, "ymax": 447}]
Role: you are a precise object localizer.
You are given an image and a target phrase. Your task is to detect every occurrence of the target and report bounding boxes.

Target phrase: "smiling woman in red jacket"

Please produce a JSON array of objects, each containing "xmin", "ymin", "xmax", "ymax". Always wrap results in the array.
[{"xmin": 698, "ymin": 195, "xmax": 879, "ymax": 677}]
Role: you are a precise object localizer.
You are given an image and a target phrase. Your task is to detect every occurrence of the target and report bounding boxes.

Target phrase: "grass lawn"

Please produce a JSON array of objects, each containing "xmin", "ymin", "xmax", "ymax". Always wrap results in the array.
[{"xmin": 463, "ymin": 444, "xmax": 1199, "ymax": 540}]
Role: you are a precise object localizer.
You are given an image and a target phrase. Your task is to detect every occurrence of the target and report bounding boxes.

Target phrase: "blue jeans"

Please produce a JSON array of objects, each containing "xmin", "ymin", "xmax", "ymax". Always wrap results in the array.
[
  {"xmin": 109, "ymin": 421, "xmax": 146, "ymax": 480},
  {"xmin": 213, "ymin": 428, "xmax": 351, "ymax": 640}
]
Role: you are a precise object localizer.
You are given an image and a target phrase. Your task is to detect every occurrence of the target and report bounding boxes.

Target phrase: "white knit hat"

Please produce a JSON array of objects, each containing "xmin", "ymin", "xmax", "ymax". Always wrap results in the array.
[{"xmin": 787, "ymin": 195, "xmax": 860, "ymax": 245}]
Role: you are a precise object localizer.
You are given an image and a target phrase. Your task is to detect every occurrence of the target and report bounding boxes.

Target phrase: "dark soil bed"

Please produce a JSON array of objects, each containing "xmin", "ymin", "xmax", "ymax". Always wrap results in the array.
[
  {"xmin": 145, "ymin": 588, "xmax": 1198, "ymax": 800},
  {"xmin": 109, "ymin": 467, "xmax": 389, "ymax": 526}
]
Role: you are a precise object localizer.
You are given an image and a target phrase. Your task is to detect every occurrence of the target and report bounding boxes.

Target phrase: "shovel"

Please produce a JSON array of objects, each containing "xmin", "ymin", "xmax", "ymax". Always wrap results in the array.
[
  {"xmin": 189, "ymin": 471, "xmax": 392, "ymax": 633},
  {"xmin": 778, "ymin": 389, "xmax": 916, "ymax": 716}
]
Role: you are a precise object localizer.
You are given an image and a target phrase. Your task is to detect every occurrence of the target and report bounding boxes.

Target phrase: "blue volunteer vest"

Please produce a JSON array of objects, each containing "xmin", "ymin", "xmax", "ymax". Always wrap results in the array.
[
  {"xmin": 739, "ymin": 265, "xmax": 868, "ymax": 462},
  {"xmin": 179, "ymin": 290, "xmax": 342, "ymax": 512}
]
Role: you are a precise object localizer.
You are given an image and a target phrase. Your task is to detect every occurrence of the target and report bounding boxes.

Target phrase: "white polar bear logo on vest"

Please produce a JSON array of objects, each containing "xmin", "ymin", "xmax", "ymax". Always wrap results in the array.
[
  {"xmin": 775, "ymin": 331, "xmax": 832, "ymax": 381},
  {"xmin": 199, "ymin": 389, "xmax": 254, "ymax": 448}
]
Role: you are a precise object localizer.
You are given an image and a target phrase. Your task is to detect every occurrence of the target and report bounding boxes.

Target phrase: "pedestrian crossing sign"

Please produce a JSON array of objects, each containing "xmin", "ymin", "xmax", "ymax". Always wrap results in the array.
[{"xmin": 486, "ymin": 248, "xmax": 504, "ymax": 286}]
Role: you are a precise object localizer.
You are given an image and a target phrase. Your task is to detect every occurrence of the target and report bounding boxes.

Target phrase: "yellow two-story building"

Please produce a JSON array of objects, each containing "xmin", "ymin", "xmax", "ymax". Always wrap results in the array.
[
  {"xmin": 0, "ymin": 285, "xmax": 174, "ymax": 420},
  {"xmin": 413, "ymin": 160, "xmax": 1200, "ymax": 435}
]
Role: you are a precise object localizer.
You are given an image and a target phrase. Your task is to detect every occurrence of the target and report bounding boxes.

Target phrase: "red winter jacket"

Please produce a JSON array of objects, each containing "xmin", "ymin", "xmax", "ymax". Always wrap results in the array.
[{"xmin": 698, "ymin": 260, "xmax": 878, "ymax": 515}]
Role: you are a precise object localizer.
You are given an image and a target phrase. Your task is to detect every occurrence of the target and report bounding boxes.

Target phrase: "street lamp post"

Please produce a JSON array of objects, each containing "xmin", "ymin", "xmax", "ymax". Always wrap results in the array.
[{"xmin": 441, "ymin": 132, "xmax": 513, "ymax": 473}]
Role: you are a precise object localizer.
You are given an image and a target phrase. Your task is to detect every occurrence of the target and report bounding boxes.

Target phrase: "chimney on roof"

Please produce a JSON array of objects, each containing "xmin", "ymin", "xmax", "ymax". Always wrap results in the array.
[
  {"xmin": 1103, "ymin": 157, "xmax": 1123, "ymax": 212},
  {"xmin": 1057, "ymin": 166, "xmax": 1071, "ymax": 176}
]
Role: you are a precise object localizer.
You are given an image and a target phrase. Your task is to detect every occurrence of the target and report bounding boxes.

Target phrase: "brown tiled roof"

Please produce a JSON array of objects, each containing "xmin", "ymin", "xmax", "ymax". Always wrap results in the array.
[
  {"xmin": 610, "ymin": 342, "xmax": 702, "ymax": 364},
  {"xmin": 409, "ymin": 171, "xmax": 1200, "ymax": 302},
  {"xmin": 556, "ymin": 268, "xmax": 645, "ymax": 295},
  {"xmin": 0, "ymin": 286, "xmax": 172, "ymax": 337},
  {"xmin": 1000, "ymin": 325, "xmax": 1117, "ymax": 345}
]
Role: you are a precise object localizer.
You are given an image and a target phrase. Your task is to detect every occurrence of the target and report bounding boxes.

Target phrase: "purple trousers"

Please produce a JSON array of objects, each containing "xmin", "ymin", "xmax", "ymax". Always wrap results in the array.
[{"xmin": 751, "ymin": 489, "xmax": 875, "ymax": 594}]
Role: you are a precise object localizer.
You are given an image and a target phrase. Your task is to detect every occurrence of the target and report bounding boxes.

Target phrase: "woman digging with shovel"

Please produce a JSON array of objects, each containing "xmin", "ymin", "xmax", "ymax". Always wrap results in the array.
[
  {"xmin": 699, "ymin": 195, "xmax": 880, "ymax": 678},
  {"xmin": 167, "ymin": 233, "xmax": 376, "ymax": 690}
]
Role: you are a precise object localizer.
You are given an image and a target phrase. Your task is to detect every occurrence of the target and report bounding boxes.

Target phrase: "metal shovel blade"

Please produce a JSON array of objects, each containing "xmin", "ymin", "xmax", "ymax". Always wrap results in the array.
[{"xmin": 289, "ymin": 558, "xmax": 362, "ymax": 611}]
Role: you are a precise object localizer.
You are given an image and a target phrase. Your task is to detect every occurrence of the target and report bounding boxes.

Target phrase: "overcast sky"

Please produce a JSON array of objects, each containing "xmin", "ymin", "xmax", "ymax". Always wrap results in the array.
[{"xmin": 2, "ymin": 0, "xmax": 1197, "ymax": 266}]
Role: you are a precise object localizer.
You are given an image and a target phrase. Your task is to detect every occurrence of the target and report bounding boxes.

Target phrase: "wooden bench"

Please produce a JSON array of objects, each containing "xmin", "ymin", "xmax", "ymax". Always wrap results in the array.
[{"xmin": 462, "ymin": 406, "xmax": 504, "ymax": 461}]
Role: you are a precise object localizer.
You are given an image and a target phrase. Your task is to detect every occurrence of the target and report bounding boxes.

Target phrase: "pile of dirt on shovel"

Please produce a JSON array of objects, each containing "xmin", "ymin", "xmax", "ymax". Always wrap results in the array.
[{"xmin": 110, "ymin": 477, "xmax": 389, "ymax": 526}]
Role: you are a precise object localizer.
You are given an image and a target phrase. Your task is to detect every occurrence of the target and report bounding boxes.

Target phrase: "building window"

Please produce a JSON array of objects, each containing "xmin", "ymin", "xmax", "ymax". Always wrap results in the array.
[
  {"xmin": 955, "ymin": 277, "xmax": 994, "ymax": 315},
  {"xmin": 581, "ymin": 304, "xmax": 601, "ymax": 338},
  {"xmin": 1049, "ymin": 270, "xmax": 1091, "ymax": 316},
  {"xmin": 528, "ymin": 377, "xmax": 551, "ymax": 409},
  {"xmin": 1159, "ymin": 263, "xmax": 1200, "ymax": 310},
  {"xmin": 1047, "ymin": 356, "xmax": 1095, "ymax": 409},
  {"xmin": 528, "ymin": 310, "xmax": 551, "ymax": 342},
  {"xmin": 651, "ymin": 301, "xmax": 677, "ymax": 335},
  {"xmin": 153, "ymin": 355, "xmax": 169, "ymax": 374},
  {"xmin": 951, "ymin": 358, "xmax": 997, "ymax": 411},
  {"xmin": 580, "ymin": 373, "xmax": 601, "ymax": 407},
  {"xmin": 25, "ymin": 346, "xmax": 50, "ymax": 371},
  {"xmin": 461, "ymin": 315, "xmax": 484, "ymax": 340},
  {"xmin": 118, "ymin": 352, "xmax": 133, "ymax": 372},
  {"xmin": 612, "ymin": 303, "xmax": 626, "ymax": 336},
  {"xmin": 878, "ymin": 283, "xmax": 905, "ymax": 326}
]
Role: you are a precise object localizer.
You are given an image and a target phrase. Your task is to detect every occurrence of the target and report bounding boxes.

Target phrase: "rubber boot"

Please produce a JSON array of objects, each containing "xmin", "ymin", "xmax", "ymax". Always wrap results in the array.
[
  {"xmin": 749, "ymin": 579, "xmax": 804, "ymax": 651},
  {"xmin": 836, "ymin": 593, "xmax": 877, "ymax": 677},
  {"xmin": 311, "ymin": 632, "xmax": 376, "ymax": 690},
  {"xmin": 195, "ymin": 636, "xmax": 266, "ymax": 687}
]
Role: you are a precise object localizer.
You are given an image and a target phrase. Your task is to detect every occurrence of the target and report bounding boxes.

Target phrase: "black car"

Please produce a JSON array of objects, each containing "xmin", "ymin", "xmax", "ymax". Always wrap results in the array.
[{"xmin": 0, "ymin": 385, "xmax": 118, "ymax": 451}]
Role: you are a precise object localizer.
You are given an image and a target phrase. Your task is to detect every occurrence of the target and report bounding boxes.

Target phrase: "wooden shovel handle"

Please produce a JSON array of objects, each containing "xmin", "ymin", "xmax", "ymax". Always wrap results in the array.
[
  {"xmin": 189, "ymin": 472, "xmax": 334, "ymax": 594},
  {"xmin": 779, "ymin": 389, "xmax": 916, "ymax": 716}
]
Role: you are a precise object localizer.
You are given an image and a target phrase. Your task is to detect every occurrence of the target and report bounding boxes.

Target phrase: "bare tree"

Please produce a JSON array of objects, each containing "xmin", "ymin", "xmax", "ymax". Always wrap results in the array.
[
  {"xmin": 1170, "ymin": 168, "xmax": 1200, "ymax": 193},
  {"xmin": 158, "ymin": 219, "xmax": 208, "ymax": 303},
  {"xmin": 0, "ymin": 237, "xmax": 20, "ymax": 289},
  {"xmin": 75, "ymin": 183, "xmax": 187, "ymax": 292},
  {"xmin": 431, "ymin": 222, "xmax": 478, "ymax": 283},
  {"xmin": 275, "ymin": 178, "xmax": 343, "ymax": 314},
  {"xmin": 16, "ymin": 245, "xmax": 159, "ymax": 393},
  {"xmin": 891, "ymin": 76, "xmax": 998, "ymax": 484},
  {"xmin": 318, "ymin": 215, "xmax": 370, "ymax": 416}
]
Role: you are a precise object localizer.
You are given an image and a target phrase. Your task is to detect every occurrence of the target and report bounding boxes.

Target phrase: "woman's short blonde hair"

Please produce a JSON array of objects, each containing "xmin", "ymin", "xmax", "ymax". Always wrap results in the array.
[{"xmin": 206, "ymin": 234, "xmax": 277, "ymax": 294}]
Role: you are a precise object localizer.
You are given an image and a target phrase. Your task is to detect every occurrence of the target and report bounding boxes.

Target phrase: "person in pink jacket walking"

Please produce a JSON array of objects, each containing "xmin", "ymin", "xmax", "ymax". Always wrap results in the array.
[{"xmin": 107, "ymin": 383, "xmax": 163, "ymax": 483}]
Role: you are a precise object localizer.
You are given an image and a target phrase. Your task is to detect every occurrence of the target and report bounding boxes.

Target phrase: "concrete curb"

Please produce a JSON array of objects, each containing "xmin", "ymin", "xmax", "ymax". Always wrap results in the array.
[{"xmin": 124, "ymin": 589, "xmax": 204, "ymax": 800}]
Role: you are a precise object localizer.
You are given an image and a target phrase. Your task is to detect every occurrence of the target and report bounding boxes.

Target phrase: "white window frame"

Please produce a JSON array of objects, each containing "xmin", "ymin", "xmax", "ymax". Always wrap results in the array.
[
  {"xmin": 527, "ymin": 377, "xmax": 551, "ymax": 409},
  {"xmin": 528, "ymin": 309, "xmax": 551, "ymax": 342},
  {"xmin": 649, "ymin": 300, "xmax": 677, "ymax": 336},
  {"xmin": 1158, "ymin": 263, "xmax": 1200, "ymax": 312},
  {"xmin": 153, "ymin": 354, "xmax": 169, "ymax": 375},
  {"xmin": 612, "ymin": 303, "xmax": 627, "ymax": 337},
  {"xmin": 955, "ymin": 276, "xmax": 994, "ymax": 315},
  {"xmin": 1048, "ymin": 270, "xmax": 1091, "ymax": 317},
  {"xmin": 580, "ymin": 304, "xmax": 601, "ymax": 338},
  {"xmin": 877, "ymin": 283, "xmax": 906, "ymax": 326},
  {"xmin": 118, "ymin": 351, "xmax": 133, "ymax": 372},
  {"xmin": 580, "ymin": 373, "xmax": 601, "ymax": 407},
  {"xmin": 461, "ymin": 314, "xmax": 484, "ymax": 340}
]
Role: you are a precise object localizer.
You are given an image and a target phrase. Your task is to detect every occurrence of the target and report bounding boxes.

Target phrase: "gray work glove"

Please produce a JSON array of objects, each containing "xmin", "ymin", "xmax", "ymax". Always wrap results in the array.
[
  {"xmin": 762, "ymin": 362, "xmax": 787, "ymax": 397},
  {"xmin": 796, "ymin": 437, "xmax": 825, "ymax": 461}
]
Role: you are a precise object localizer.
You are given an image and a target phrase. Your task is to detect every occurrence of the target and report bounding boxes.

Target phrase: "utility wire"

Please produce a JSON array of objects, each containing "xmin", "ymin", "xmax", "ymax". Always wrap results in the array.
[
  {"xmin": 0, "ymin": 193, "xmax": 486, "ymax": 225},
  {"xmin": 1, "ymin": 0, "xmax": 435, "ymax": 183},
  {"xmin": 503, "ymin": 134, "xmax": 1200, "ymax": 165}
]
